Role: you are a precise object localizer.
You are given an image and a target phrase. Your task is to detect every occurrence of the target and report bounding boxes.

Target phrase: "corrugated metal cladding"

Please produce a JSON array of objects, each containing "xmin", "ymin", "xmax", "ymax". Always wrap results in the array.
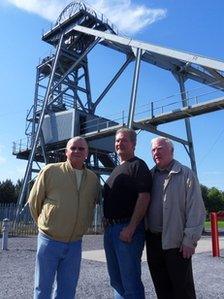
[
  {"xmin": 41, "ymin": 109, "xmax": 117, "ymax": 152},
  {"xmin": 42, "ymin": 109, "xmax": 76, "ymax": 144}
]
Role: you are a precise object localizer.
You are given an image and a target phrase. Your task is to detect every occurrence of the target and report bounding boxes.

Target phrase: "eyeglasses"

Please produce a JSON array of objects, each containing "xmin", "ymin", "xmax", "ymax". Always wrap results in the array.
[{"xmin": 70, "ymin": 146, "xmax": 86, "ymax": 151}]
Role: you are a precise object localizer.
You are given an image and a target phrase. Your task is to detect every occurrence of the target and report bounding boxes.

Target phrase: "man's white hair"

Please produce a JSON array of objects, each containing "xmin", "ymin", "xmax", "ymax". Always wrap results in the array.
[
  {"xmin": 151, "ymin": 137, "xmax": 174, "ymax": 152},
  {"xmin": 66, "ymin": 136, "xmax": 88, "ymax": 150}
]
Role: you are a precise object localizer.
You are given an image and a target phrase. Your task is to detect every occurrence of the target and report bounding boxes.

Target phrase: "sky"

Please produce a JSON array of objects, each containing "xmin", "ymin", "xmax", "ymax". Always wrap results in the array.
[{"xmin": 0, "ymin": 0, "xmax": 223, "ymax": 190}]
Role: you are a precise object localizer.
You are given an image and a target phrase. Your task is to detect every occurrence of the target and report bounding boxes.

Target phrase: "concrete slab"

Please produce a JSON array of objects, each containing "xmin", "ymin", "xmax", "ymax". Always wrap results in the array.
[{"xmin": 82, "ymin": 236, "xmax": 224, "ymax": 262}]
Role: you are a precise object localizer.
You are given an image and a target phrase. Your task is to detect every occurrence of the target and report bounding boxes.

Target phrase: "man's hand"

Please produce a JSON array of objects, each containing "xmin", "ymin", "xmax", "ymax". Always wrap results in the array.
[
  {"xmin": 180, "ymin": 244, "xmax": 195, "ymax": 259},
  {"xmin": 119, "ymin": 225, "xmax": 136, "ymax": 243},
  {"xmin": 119, "ymin": 192, "xmax": 150, "ymax": 243}
]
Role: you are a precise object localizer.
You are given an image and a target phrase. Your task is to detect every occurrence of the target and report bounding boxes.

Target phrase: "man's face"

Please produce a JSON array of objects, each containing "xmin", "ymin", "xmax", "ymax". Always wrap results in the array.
[
  {"xmin": 151, "ymin": 139, "xmax": 173, "ymax": 169},
  {"xmin": 115, "ymin": 131, "xmax": 135, "ymax": 158},
  {"xmin": 66, "ymin": 139, "xmax": 88, "ymax": 167}
]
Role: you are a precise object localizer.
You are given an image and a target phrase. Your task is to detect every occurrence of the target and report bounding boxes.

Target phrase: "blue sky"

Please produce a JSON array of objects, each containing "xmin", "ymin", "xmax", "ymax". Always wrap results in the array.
[{"xmin": 0, "ymin": 0, "xmax": 223, "ymax": 190}]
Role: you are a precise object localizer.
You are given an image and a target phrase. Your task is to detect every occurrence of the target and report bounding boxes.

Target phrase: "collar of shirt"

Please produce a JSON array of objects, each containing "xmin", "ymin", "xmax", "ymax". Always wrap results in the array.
[{"xmin": 155, "ymin": 159, "xmax": 174, "ymax": 173}]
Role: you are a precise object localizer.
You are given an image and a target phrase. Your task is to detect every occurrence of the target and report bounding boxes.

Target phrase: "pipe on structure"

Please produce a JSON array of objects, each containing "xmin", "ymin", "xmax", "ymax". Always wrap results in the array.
[
  {"xmin": 128, "ymin": 48, "xmax": 142, "ymax": 128},
  {"xmin": 1, "ymin": 218, "xmax": 10, "ymax": 250},
  {"xmin": 210, "ymin": 212, "xmax": 220, "ymax": 257},
  {"xmin": 178, "ymin": 74, "xmax": 198, "ymax": 176}
]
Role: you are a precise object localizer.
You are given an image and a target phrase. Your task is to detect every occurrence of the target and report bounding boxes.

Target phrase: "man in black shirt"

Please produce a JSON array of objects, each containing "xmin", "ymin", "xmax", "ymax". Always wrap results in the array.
[{"xmin": 103, "ymin": 128, "xmax": 152, "ymax": 299}]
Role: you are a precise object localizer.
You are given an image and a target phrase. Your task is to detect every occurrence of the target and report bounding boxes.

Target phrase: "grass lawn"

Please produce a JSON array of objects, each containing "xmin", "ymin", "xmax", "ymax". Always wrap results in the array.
[{"xmin": 204, "ymin": 220, "xmax": 224, "ymax": 229}]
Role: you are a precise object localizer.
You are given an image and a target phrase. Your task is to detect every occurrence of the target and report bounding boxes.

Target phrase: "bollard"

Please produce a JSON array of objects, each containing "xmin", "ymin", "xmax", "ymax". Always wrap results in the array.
[
  {"xmin": 210, "ymin": 212, "xmax": 220, "ymax": 257},
  {"xmin": 1, "ymin": 218, "xmax": 10, "ymax": 250}
]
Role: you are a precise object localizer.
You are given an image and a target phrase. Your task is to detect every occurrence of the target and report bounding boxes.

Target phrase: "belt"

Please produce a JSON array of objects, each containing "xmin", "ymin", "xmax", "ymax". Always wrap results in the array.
[
  {"xmin": 103, "ymin": 217, "xmax": 130, "ymax": 227},
  {"xmin": 147, "ymin": 230, "xmax": 162, "ymax": 236}
]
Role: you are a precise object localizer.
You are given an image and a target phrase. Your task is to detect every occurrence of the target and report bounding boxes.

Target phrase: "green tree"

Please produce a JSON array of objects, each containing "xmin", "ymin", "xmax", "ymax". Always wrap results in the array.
[
  {"xmin": 206, "ymin": 187, "xmax": 224, "ymax": 213},
  {"xmin": 200, "ymin": 184, "xmax": 209, "ymax": 219},
  {"xmin": 200, "ymin": 184, "xmax": 209, "ymax": 203},
  {"xmin": 0, "ymin": 179, "xmax": 17, "ymax": 203},
  {"xmin": 15, "ymin": 179, "xmax": 23, "ymax": 200}
]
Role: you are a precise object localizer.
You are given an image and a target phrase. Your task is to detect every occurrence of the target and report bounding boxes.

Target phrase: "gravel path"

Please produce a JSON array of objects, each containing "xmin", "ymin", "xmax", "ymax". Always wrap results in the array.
[{"xmin": 0, "ymin": 235, "xmax": 224, "ymax": 298}]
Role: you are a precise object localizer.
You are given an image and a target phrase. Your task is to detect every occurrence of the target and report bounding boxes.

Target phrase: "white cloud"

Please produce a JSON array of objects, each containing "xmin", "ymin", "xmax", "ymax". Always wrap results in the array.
[
  {"xmin": 88, "ymin": 0, "xmax": 166, "ymax": 34},
  {"xmin": 0, "ymin": 160, "xmax": 26, "ymax": 183},
  {"xmin": 0, "ymin": 146, "xmax": 6, "ymax": 165},
  {"xmin": 0, "ymin": 156, "xmax": 6, "ymax": 165},
  {"xmin": 15, "ymin": 165, "xmax": 26, "ymax": 175},
  {"xmin": 6, "ymin": 0, "xmax": 69, "ymax": 21},
  {"xmin": 6, "ymin": 0, "xmax": 166, "ymax": 34}
]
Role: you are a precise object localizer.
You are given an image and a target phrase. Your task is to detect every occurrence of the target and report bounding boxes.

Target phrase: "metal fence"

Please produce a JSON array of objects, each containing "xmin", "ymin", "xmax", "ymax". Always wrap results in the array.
[
  {"xmin": 0, "ymin": 203, "xmax": 38, "ymax": 236},
  {"xmin": 0, "ymin": 203, "xmax": 103, "ymax": 237}
]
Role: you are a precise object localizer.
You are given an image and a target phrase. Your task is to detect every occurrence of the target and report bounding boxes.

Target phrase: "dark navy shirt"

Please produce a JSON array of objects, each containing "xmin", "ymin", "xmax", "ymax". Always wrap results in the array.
[{"xmin": 103, "ymin": 157, "xmax": 152, "ymax": 219}]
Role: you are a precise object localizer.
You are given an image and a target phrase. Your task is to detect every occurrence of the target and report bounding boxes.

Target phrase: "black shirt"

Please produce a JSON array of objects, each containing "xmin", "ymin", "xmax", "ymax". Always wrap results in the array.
[{"xmin": 103, "ymin": 157, "xmax": 152, "ymax": 219}]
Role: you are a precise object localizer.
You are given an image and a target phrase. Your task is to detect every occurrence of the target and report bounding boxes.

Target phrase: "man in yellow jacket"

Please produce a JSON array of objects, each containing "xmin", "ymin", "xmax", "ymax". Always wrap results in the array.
[{"xmin": 28, "ymin": 136, "xmax": 100, "ymax": 299}]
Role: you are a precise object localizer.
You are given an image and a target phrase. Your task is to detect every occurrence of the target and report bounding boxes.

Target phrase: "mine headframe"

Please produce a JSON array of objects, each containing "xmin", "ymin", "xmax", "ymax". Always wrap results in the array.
[
  {"xmin": 14, "ymin": 1, "xmax": 122, "ymax": 211},
  {"xmin": 13, "ymin": 1, "xmax": 224, "ymax": 214}
]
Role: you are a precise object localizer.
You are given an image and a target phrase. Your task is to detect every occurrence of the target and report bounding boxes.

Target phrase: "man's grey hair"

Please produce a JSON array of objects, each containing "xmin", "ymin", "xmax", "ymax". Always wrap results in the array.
[
  {"xmin": 151, "ymin": 137, "xmax": 174, "ymax": 152},
  {"xmin": 116, "ymin": 127, "xmax": 137, "ymax": 145},
  {"xmin": 66, "ymin": 136, "xmax": 88, "ymax": 150}
]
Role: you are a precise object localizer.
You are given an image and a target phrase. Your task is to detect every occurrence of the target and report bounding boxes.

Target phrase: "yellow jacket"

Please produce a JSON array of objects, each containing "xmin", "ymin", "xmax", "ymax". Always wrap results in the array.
[{"xmin": 28, "ymin": 161, "xmax": 100, "ymax": 242}]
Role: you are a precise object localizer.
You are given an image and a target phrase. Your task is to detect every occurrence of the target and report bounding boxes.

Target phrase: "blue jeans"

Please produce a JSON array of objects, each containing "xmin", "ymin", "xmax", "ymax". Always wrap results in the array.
[
  {"xmin": 34, "ymin": 232, "xmax": 82, "ymax": 299},
  {"xmin": 104, "ymin": 221, "xmax": 145, "ymax": 299}
]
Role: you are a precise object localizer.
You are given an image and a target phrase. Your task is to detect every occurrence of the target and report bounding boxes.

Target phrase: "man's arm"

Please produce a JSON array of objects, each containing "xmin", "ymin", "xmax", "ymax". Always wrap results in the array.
[
  {"xmin": 119, "ymin": 192, "xmax": 150, "ymax": 243},
  {"xmin": 28, "ymin": 170, "xmax": 46, "ymax": 223},
  {"xmin": 181, "ymin": 171, "xmax": 206, "ymax": 258}
]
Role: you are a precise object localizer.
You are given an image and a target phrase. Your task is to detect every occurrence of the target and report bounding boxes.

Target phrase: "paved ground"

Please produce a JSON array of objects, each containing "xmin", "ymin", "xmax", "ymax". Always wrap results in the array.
[{"xmin": 0, "ymin": 234, "xmax": 224, "ymax": 299}]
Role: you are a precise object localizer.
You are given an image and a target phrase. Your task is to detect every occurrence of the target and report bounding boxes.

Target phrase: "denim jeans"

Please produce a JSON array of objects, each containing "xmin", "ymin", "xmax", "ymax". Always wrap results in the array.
[
  {"xmin": 34, "ymin": 232, "xmax": 82, "ymax": 299},
  {"xmin": 104, "ymin": 221, "xmax": 145, "ymax": 299}
]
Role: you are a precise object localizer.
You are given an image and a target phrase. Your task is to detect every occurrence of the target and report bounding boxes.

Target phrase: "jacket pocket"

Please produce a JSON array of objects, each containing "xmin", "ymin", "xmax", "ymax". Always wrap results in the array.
[{"xmin": 38, "ymin": 198, "xmax": 59, "ymax": 227}]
